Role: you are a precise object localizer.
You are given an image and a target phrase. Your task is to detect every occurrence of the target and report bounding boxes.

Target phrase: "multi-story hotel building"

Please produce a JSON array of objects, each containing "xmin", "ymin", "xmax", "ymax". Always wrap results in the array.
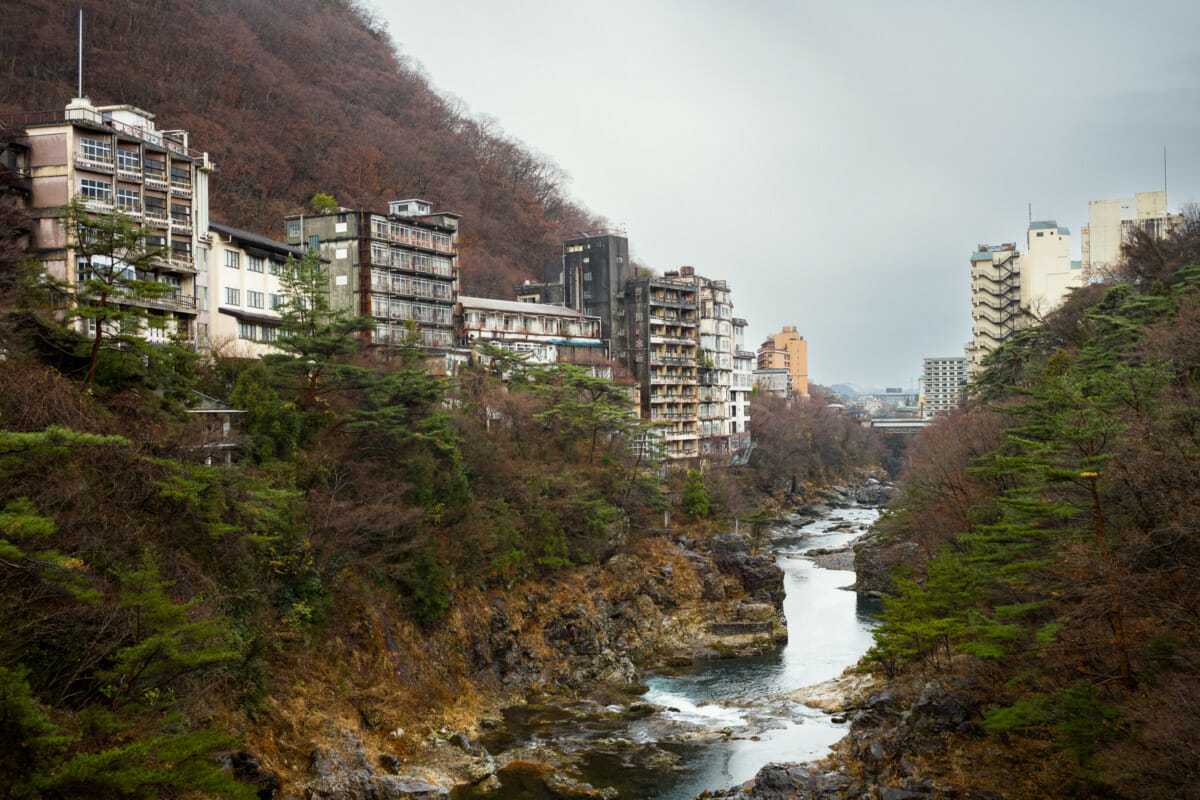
[
  {"xmin": 731, "ymin": 317, "xmax": 753, "ymax": 454},
  {"xmin": 695, "ymin": 271, "xmax": 734, "ymax": 458},
  {"xmin": 922, "ymin": 356, "xmax": 968, "ymax": 417},
  {"xmin": 621, "ymin": 272, "xmax": 700, "ymax": 460},
  {"xmin": 283, "ymin": 199, "xmax": 459, "ymax": 350},
  {"xmin": 206, "ymin": 223, "xmax": 308, "ymax": 357},
  {"xmin": 7, "ymin": 97, "xmax": 214, "ymax": 345},
  {"xmin": 756, "ymin": 325, "xmax": 808, "ymax": 398},
  {"xmin": 967, "ymin": 221, "xmax": 1083, "ymax": 373},
  {"xmin": 966, "ymin": 242, "xmax": 1022, "ymax": 373},
  {"xmin": 516, "ymin": 229, "xmax": 632, "ymax": 353},
  {"xmin": 1080, "ymin": 190, "xmax": 1179, "ymax": 279}
]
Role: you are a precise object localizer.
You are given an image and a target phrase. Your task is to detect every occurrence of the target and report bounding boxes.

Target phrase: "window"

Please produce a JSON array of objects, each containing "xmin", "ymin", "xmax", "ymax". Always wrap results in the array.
[
  {"xmin": 286, "ymin": 219, "xmax": 301, "ymax": 239},
  {"xmin": 171, "ymin": 240, "xmax": 191, "ymax": 259},
  {"xmin": 224, "ymin": 250, "xmax": 240, "ymax": 269},
  {"xmin": 247, "ymin": 290, "xmax": 264, "ymax": 309},
  {"xmin": 307, "ymin": 235, "xmax": 319, "ymax": 251},
  {"xmin": 225, "ymin": 287, "xmax": 240, "ymax": 306},
  {"xmin": 80, "ymin": 137, "xmax": 112, "ymax": 162},
  {"xmin": 116, "ymin": 188, "xmax": 140, "ymax": 212},
  {"xmin": 171, "ymin": 203, "xmax": 190, "ymax": 222},
  {"xmin": 170, "ymin": 165, "xmax": 191, "ymax": 184},
  {"xmin": 144, "ymin": 195, "xmax": 166, "ymax": 216},
  {"xmin": 144, "ymin": 158, "xmax": 165, "ymax": 177},
  {"xmin": 80, "ymin": 178, "xmax": 112, "ymax": 203},
  {"xmin": 269, "ymin": 259, "xmax": 283, "ymax": 275},
  {"xmin": 260, "ymin": 326, "xmax": 277, "ymax": 343},
  {"xmin": 116, "ymin": 149, "xmax": 140, "ymax": 171},
  {"xmin": 269, "ymin": 293, "xmax": 283, "ymax": 310},
  {"xmin": 247, "ymin": 255, "xmax": 264, "ymax": 273},
  {"xmin": 238, "ymin": 322, "xmax": 255, "ymax": 339}
]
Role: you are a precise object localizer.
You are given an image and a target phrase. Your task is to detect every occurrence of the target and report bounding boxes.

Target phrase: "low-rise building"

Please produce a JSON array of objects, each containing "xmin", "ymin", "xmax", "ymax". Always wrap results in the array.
[{"xmin": 459, "ymin": 295, "xmax": 604, "ymax": 365}]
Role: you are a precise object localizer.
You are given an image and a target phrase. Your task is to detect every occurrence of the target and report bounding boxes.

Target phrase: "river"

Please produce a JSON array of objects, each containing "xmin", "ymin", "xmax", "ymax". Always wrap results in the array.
[
  {"xmin": 455, "ymin": 505, "xmax": 882, "ymax": 800},
  {"xmin": 635, "ymin": 505, "xmax": 882, "ymax": 798}
]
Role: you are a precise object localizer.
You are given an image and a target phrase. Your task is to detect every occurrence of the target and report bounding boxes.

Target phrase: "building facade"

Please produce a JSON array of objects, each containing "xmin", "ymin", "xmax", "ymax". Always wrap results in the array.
[
  {"xmin": 731, "ymin": 317, "xmax": 753, "ymax": 453},
  {"xmin": 206, "ymin": 223, "xmax": 308, "ymax": 357},
  {"xmin": 283, "ymin": 199, "xmax": 459, "ymax": 350},
  {"xmin": 966, "ymin": 242, "xmax": 1022, "ymax": 373},
  {"xmin": 459, "ymin": 296, "xmax": 604, "ymax": 365},
  {"xmin": 516, "ymin": 229, "xmax": 631, "ymax": 352},
  {"xmin": 620, "ymin": 272, "xmax": 700, "ymax": 459},
  {"xmin": 922, "ymin": 356, "xmax": 968, "ymax": 417},
  {"xmin": 695, "ymin": 271, "xmax": 734, "ymax": 457},
  {"xmin": 756, "ymin": 325, "xmax": 808, "ymax": 398},
  {"xmin": 1080, "ymin": 190, "xmax": 1178, "ymax": 278},
  {"xmin": 1023, "ymin": 220, "xmax": 1083, "ymax": 319},
  {"xmin": 9, "ymin": 97, "xmax": 214, "ymax": 346}
]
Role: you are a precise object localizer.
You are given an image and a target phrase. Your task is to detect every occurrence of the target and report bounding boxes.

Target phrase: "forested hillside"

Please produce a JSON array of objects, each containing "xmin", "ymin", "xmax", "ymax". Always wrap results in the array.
[
  {"xmin": 856, "ymin": 219, "xmax": 1200, "ymax": 798},
  {"xmin": 0, "ymin": 0, "xmax": 596, "ymax": 296}
]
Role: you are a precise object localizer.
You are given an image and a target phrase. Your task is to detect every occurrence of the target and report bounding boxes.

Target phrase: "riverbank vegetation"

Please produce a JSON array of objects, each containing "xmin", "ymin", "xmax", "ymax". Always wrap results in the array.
[
  {"xmin": 863, "ymin": 217, "xmax": 1200, "ymax": 798},
  {"xmin": 0, "ymin": 240, "xmax": 882, "ymax": 796}
]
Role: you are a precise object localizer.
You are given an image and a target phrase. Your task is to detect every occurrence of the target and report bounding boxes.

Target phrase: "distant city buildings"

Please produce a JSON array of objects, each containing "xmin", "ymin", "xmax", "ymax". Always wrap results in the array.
[{"xmin": 922, "ymin": 357, "xmax": 968, "ymax": 417}]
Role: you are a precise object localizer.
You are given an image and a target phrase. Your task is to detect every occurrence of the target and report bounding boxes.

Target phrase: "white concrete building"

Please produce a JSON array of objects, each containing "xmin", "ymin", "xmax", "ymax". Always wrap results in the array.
[
  {"xmin": 206, "ymin": 224, "xmax": 307, "ymax": 357},
  {"xmin": 1023, "ymin": 220, "xmax": 1083, "ymax": 319},
  {"xmin": 1080, "ymin": 190, "xmax": 1178, "ymax": 278},
  {"xmin": 731, "ymin": 317, "xmax": 753, "ymax": 454},
  {"xmin": 922, "ymin": 356, "xmax": 968, "ymax": 417}
]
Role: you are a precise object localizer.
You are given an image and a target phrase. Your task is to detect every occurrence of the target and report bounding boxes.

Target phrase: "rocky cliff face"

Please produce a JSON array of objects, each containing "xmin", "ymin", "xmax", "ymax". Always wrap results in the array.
[{"xmin": 262, "ymin": 529, "xmax": 789, "ymax": 799}]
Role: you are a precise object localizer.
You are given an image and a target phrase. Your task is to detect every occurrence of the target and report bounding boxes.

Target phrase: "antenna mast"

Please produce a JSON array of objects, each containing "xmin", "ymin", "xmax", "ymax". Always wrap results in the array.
[
  {"xmin": 77, "ymin": 9, "xmax": 83, "ymax": 97},
  {"xmin": 1164, "ymin": 145, "xmax": 1168, "ymax": 197}
]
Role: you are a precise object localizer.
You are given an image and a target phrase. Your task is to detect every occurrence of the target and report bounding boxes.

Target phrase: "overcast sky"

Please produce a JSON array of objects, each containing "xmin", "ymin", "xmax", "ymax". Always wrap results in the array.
[{"xmin": 377, "ymin": 0, "xmax": 1200, "ymax": 389}]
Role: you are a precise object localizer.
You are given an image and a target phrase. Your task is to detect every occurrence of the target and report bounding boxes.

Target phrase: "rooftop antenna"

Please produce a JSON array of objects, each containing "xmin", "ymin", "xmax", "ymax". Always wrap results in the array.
[
  {"xmin": 1164, "ymin": 145, "xmax": 1168, "ymax": 198},
  {"xmin": 77, "ymin": 8, "xmax": 83, "ymax": 97}
]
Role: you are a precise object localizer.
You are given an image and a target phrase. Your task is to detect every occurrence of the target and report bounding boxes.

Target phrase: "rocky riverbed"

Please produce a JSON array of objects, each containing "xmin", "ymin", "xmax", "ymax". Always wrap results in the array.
[{"xmin": 248, "ymin": 479, "xmax": 904, "ymax": 800}]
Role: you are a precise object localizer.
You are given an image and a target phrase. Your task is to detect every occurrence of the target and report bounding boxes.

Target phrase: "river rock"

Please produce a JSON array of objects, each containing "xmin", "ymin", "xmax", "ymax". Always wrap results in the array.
[
  {"xmin": 306, "ymin": 722, "xmax": 449, "ymax": 799},
  {"xmin": 215, "ymin": 750, "xmax": 280, "ymax": 799}
]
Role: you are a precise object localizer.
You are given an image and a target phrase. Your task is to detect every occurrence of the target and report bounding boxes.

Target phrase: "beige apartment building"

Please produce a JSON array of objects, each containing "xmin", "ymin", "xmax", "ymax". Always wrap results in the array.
[
  {"xmin": 6, "ymin": 97, "xmax": 214, "ymax": 346},
  {"xmin": 1080, "ymin": 190, "xmax": 1178, "ymax": 279},
  {"xmin": 756, "ymin": 325, "xmax": 808, "ymax": 398}
]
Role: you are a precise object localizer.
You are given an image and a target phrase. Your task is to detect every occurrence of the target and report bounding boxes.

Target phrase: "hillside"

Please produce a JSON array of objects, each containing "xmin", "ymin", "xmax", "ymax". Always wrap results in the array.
[
  {"xmin": 815, "ymin": 219, "xmax": 1200, "ymax": 800},
  {"xmin": 0, "ymin": 0, "xmax": 596, "ymax": 296}
]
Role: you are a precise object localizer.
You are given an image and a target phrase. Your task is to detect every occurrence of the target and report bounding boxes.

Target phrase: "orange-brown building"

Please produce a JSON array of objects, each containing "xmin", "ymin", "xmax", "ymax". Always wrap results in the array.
[{"xmin": 756, "ymin": 325, "xmax": 808, "ymax": 397}]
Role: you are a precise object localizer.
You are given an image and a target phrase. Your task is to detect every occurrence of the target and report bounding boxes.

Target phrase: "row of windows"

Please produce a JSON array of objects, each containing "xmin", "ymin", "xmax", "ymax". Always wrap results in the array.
[
  {"xmin": 369, "ymin": 297, "xmax": 453, "ymax": 325},
  {"xmin": 370, "ymin": 219, "xmax": 452, "ymax": 252},
  {"xmin": 224, "ymin": 251, "xmax": 269, "ymax": 273},
  {"xmin": 224, "ymin": 288, "xmax": 281, "ymax": 310},
  {"xmin": 237, "ymin": 322, "xmax": 278, "ymax": 342},
  {"xmin": 79, "ymin": 138, "xmax": 187, "ymax": 182}
]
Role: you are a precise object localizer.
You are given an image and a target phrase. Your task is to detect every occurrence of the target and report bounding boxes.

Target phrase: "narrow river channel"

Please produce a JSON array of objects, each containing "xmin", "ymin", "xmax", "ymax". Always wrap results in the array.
[
  {"xmin": 455, "ymin": 505, "xmax": 882, "ymax": 800},
  {"xmin": 634, "ymin": 505, "xmax": 882, "ymax": 798}
]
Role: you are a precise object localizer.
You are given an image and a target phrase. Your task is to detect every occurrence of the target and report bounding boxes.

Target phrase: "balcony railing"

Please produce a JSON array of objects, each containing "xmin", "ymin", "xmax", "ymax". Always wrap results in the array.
[
  {"xmin": 170, "ymin": 180, "xmax": 192, "ymax": 198},
  {"xmin": 144, "ymin": 173, "xmax": 168, "ymax": 191},
  {"xmin": 75, "ymin": 152, "xmax": 114, "ymax": 173},
  {"xmin": 170, "ymin": 216, "xmax": 192, "ymax": 234}
]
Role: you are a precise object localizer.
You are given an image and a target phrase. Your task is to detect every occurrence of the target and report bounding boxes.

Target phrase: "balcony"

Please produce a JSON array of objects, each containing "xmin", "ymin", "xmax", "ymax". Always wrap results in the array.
[
  {"xmin": 144, "ymin": 292, "xmax": 197, "ymax": 314},
  {"xmin": 170, "ymin": 180, "xmax": 192, "ymax": 198},
  {"xmin": 170, "ymin": 215, "xmax": 193, "ymax": 235},
  {"xmin": 83, "ymin": 198, "xmax": 114, "ymax": 214},
  {"xmin": 144, "ymin": 172, "xmax": 168, "ymax": 191},
  {"xmin": 144, "ymin": 210, "xmax": 169, "ymax": 228},
  {"xmin": 75, "ymin": 152, "xmax": 114, "ymax": 173},
  {"xmin": 163, "ymin": 254, "xmax": 197, "ymax": 274}
]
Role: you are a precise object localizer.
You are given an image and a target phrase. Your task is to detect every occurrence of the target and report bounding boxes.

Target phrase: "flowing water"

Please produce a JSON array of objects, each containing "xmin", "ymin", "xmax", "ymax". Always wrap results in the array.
[
  {"xmin": 459, "ymin": 505, "xmax": 882, "ymax": 800},
  {"xmin": 632, "ymin": 505, "xmax": 882, "ymax": 798}
]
